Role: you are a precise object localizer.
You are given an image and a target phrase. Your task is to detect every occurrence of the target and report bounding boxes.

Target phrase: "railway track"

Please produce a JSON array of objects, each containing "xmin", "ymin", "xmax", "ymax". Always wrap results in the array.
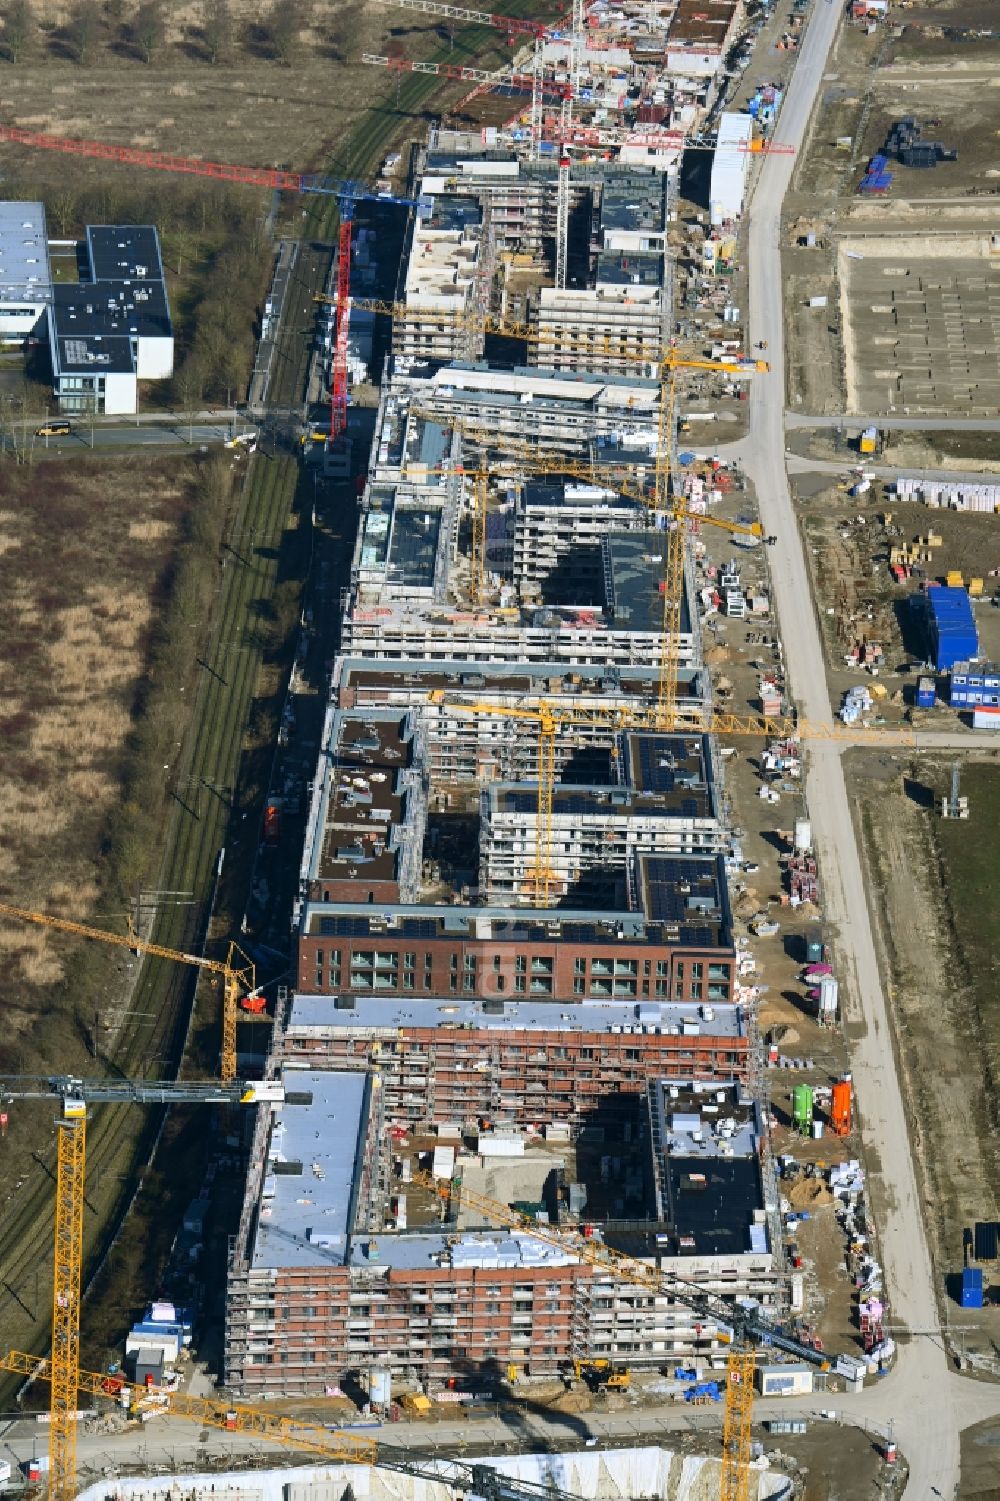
[{"xmin": 0, "ymin": 0, "xmax": 553, "ymax": 1396}]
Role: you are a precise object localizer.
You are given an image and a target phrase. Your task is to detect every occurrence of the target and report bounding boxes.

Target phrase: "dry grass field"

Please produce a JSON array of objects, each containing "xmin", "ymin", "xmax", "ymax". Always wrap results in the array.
[
  {"xmin": 0, "ymin": 0, "xmax": 524, "ymax": 177},
  {"xmin": 0, "ymin": 456, "xmax": 193, "ymax": 1012}
]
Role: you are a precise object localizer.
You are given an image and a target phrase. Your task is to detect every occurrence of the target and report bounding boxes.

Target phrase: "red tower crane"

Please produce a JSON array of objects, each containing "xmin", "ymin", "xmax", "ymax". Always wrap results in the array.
[{"xmin": 0, "ymin": 124, "xmax": 429, "ymax": 446}]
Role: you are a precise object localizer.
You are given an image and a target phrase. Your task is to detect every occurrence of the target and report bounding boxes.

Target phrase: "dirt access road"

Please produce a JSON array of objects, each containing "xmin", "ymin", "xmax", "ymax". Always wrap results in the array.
[{"xmin": 740, "ymin": 0, "xmax": 1000, "ymax": 1493}]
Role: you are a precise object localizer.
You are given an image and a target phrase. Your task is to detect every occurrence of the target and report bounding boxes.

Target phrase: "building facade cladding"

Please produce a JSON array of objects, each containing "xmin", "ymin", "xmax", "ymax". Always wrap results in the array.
[
  {"xmin": 513, "ymin": 484, "xmax": 646, "ymax": 600},
  {"xmin": 479, "ymin": 793, "xmax": 725, "ymax": 902},
  {"xmin": 397, "ymin": 365, "xmax": 661, "ymax": 456},
  {"xmin": 280, "ymin": 1020, "xmax": 749, "ymax": 1128},
  {"xmin": 533, "ymin": 288, "xmax": 667, "ymax": 378},
  {"xmin": 227, "ymin": 1251, "xmax": 779, "ymax": 1396},
  {"xmin": 295, "ymin": 924, "xmax": 732, "ymax": 1008},
  {"xmin": 333, "ymin": 668, "xmax": 710, "ymax": 786},
  {"xmin": 227, "ymin": 1260, "xmax": 586, "ymax": 1395}
]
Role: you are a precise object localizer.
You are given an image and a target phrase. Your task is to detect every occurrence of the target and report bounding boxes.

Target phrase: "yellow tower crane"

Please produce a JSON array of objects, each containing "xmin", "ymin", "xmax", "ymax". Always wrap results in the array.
[
  {"xmin": 326, "ymin": 294, "xmax": 767, "ymax": 726},
  {"xmin": 0, "ymin": 1075, "xmax": 284, "ymax": 1501},
  {"xmin": 0, "ymin": 1348, "xmax": 593, "ymax": 1501},
  {"xmin": 396, "ymin": 460, "xmax": 492, "ymax": 605},
  {"xmin": 411, "ymin": 1169, "xmax": 832, "ymax": 1501},
  {"xmin": 0, "ymin": 902, "xmax": 259, "ymax": 1082}
]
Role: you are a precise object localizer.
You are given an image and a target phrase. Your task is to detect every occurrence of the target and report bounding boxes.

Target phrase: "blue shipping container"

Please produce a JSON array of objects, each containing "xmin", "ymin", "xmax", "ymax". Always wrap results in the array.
[
  {"xmin": 917, "ymin": 676, "xmax": 936, "ymax": 709},
  {"xmin": 928, "ymin": 587, "xmax": 978, "ymax": 671},
  {"xmin": 961, "ymin": 1267, "xmax": 984, "ymax": 1309}
]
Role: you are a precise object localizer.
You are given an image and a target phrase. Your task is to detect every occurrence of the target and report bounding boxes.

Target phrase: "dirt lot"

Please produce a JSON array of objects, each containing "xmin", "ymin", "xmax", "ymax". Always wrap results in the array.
[
  {"xmin": 783, "ymin": 0, "xmax": 1000, "ymax": 417},
  {"xmin": 686, "ymin": 471, "xmax": 874, "ymax": 1362},
  {"xmin": 960, "ymin": 1412, "xmax": 1000, "ymax": 1501},
  {"xmin": 851, "ymin": 753, "xmax": 1000, "ymax": 1364},
  {"xmin": 794, "ymin": 476, "xmax": 1000, "ymax": 717}
]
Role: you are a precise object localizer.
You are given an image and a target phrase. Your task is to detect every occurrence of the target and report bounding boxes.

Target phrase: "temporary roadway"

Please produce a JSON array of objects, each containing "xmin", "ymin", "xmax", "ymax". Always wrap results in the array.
[{"xmin": 740, "ymin": 0, "xmax": 1000, "ymax": 1491}]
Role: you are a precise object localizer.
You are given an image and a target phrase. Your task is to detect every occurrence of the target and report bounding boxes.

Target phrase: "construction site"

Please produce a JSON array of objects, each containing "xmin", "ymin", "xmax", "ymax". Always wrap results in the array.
[{"xmin": 2, "ymin": 3, "xmax": 1000, "ymax": 1501}]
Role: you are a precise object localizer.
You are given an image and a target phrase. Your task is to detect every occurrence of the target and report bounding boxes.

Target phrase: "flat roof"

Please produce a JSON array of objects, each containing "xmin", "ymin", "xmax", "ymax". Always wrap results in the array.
[
  {"xmin": 603, "ymin": 529, "xmax": 693, "ymax": 637},
  {"xmin": 51, "ymin": 278, "xmax": 171, "ymax": 342},
  {"xmin": 86, "ymin": 224, "xmax": 164, "ymax": 282},
  {"xmin": 302, "ymin": 848, "xmax": 734, "ymax": 949},
  {"xmin": 52, "ymin": 329, "xmax": 135, "ymax": 375},
  {"xmin": 595, "ymin": 251, "xmax": 664, "ymax": 289},
  {"xmin": 388, "ymin": 506, "xmax": 441, "ymax": 590},
  {"xmin": 627, "ymin": 733, "xmax": 714, "ymax": 797},
  {"xmin": 336, "ymin": 657, "xmax": 701, "ymax": 696},
  {"xmin": 520, "ymin": 479, "xmax": 640, "ymax": 511},
  {"xmin": 649, "ymin": 1077, "xmax": 767, "ymax": 1258},
  {"xmin": 639, "ymin": 854, "xmax": 733, "ymax": 949},
  {"xmin": 0, "ymin": 201, "xmax": 51, "ymax": 305},
  {"xmin": 287, "ymin": 991, "xmax": 745, "ymax": 1036},
  {"xmin": 252, "ymin": 1070, "xmax": 370, "ymax": 1270},
  {"xmin": 424, "ymin": 195, "xmax": 482, "ymax": 232},
  {"xmin": 601, "ymin": 178, "xmax": 667, "ymax": 234},
  {"xmin": 310, "ymin": 710, "xmax": 412, "ymax": 884},
  {"xmin": 669, "ymin": 0, "xmax": 739, "ymax": 46},
  {"xmin": 491, "ymin": 781, "xmax": 715, "ymax": 824}
]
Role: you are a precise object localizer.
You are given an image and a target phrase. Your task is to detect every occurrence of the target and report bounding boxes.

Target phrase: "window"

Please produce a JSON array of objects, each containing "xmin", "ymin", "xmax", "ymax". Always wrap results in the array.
[
  {"xmin": 691, "ymin": 962, "xmax": 704, "ymax": 979},
  {"xmin": 464, "ymin": 954, "xmax": 477, "ymax": 972},
  {"xmin": 496, "ymin": 975, "xmax": 506, "ymax": 992},
  {"xmin": 404, "ymin": 951, "xmax": 416, "ymax": 970},
  {"xmin": 515, "ymin": 954, "xmax": 527, "ymax": 973},
  {"xmin": 462, "ymin": 974, "xmax": 476, "ymax": 992},
  {"xmin": 515, "ymin": 975, "xmax": 526, "ymax": 993},
  {"xmin": 531, "ymin": 956, "xmax": 553, "ymax": 975},
  {"xmin": 709, "ymin": 963, "xmax": 731, "ymax": 982},
  {"xmin": 450, "ymin": 952, "xmax": 459, "ymax": 971},
  {"xmin": 493, "ymin": 954, "xmax": 503, "ymax": 971},
  {"xmin": 574, "ymin": 957, "xmax": 586, "ymax": 976}
]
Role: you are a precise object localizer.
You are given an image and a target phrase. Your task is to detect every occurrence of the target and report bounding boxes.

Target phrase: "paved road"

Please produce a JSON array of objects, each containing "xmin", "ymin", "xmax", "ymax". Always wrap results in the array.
[
  {"xmin": 740, "ymin": 0, "xmax": 1000, "ymax": 1495},
  {"xmin": 21, "ymin": 423, "xmax": 234, "ymax": 453},
  {"xmin": 787, "ymin": 412, "xmax": 1000, "ymax": 431}
]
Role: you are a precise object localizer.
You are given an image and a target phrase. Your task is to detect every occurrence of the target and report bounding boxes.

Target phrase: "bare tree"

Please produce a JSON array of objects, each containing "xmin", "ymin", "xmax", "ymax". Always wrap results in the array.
[
  {"xmin": 201, "ymin": 0, "xmax": 232, "ymax": 63},
  {"xmin": 264, "ymin": 0, "xmax": 305, "ymax": 64},
  {"xmin": 130, "ymin": 0, "xmax": 165, "ymax": 61},
  {"xmin": 66, "ymin": 0, "xmax": 102, "ymax": 63},
  {"xmin": 2, "ymin": 0, "xmax": 35, "ymax": 63}
]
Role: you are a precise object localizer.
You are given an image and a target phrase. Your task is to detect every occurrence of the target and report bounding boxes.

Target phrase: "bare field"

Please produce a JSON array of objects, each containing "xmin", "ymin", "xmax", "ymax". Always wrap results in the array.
[
  {"xmin": 853, "ymin": 753, "xmax": 1000, "ymax": 1361},
  {"xmin": 0, "ymin": 2, "xmax": 536, "ymax": 176},
  {"xmin": 0, "ymin": 456, "xmax": 192, "ymax": 1036}
]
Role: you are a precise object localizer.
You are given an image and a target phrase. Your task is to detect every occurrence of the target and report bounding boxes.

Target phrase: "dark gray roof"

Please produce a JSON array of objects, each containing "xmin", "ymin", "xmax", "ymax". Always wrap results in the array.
[
  {"xmin": 51, "ymin": 279, "xmax": 171, "ymax": 342},
  {"xmin": 603, "ymin": 529, "xmax": 692, "ymax": 636},
  {"xmin": 86, "ymin": 224, "xmax": 163, "ymax": 282},
  {"xmin": 596, "ymin": 251, "xmax": 664, "ymax": 288}
]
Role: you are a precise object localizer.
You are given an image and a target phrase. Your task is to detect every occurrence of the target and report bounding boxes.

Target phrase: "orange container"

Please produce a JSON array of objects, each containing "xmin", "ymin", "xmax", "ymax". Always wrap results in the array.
[{"xmin": 831, "ymin": 1080, "xmax": 852, "ymax": 1136}]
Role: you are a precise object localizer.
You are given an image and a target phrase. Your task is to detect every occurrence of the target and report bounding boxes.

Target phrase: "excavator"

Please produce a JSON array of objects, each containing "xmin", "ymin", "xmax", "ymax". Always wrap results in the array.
[{"xmin": 570, "ymin": 1358, "xmax": 631, "ymax": 1392}]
